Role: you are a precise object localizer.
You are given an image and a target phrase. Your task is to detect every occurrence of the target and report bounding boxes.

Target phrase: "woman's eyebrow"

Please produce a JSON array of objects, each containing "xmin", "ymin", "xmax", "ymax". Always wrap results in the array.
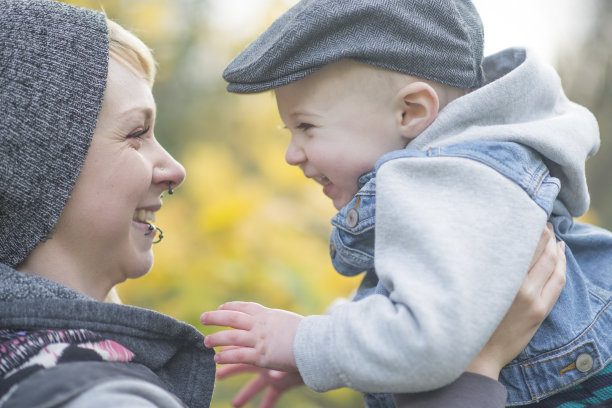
[{"xmin": 119, "ymin": 107, "xmax": 155, "ymax": 122}]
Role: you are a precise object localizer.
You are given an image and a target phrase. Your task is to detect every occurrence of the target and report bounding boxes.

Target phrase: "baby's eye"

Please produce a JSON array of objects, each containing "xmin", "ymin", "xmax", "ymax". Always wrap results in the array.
[{"xmin": 127, "ymin": 126, "xmax": 150, "ymax": 139}]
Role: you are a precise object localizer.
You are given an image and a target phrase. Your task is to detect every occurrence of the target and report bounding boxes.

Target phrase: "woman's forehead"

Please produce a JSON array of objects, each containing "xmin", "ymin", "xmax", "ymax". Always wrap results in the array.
[{"xmin": 102, "ymin": 58, "xmax": 156, "ymax": 118}]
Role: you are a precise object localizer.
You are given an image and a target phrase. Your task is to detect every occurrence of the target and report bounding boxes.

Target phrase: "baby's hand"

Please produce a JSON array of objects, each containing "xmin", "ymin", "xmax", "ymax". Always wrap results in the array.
[
  {"xmin": 216, "ymin": 364, "xmax": 304, "ymax": 408},
  {"xmin": 200, "ymin": 301, "xmax": 303, "ymax": 372}
]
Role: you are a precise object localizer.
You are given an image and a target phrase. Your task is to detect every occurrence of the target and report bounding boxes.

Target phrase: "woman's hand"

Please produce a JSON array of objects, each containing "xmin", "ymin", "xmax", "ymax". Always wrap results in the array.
[{"xmin": 467, "ymin": 224, "xmax": 567, "ymax": 379}]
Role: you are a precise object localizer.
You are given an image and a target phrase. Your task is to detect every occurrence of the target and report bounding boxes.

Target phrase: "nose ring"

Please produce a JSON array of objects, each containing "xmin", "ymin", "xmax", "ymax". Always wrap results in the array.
[{"xmin": 168, "ymin": 181, "xmax": 174, "ymax": 195}]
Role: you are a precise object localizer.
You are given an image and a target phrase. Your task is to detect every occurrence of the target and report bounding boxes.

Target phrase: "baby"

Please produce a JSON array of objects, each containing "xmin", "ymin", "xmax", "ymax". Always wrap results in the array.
[{"xmin": 202, "ymin": 0, "xmax": 612, "ymax": 406}]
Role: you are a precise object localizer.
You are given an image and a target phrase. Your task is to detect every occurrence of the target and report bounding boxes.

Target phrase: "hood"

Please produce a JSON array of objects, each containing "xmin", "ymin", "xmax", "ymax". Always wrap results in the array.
[
  {"xmin": 0, "ymin": 264, "xmax": 215, "ymax": 408},
  {"xmin": 408, "ymin": 48, "xmax": 599, "ymax": 217}
]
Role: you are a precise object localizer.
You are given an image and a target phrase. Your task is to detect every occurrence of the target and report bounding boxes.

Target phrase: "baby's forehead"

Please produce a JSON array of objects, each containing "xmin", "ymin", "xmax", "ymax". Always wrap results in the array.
[
  {"xmin": 302, "ymin": 60, "xmax": 416, "ymax": 93},
  {"xmin": 275, "ymin": 60, "xmax": 411, "ymax": 111}
]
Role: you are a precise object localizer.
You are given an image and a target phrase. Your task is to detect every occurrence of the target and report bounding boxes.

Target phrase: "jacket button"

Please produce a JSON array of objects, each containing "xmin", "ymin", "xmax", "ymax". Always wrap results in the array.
[
  {"xmin": 330, "ymin": 242, "xmax": 337, "ymax": 258},
  {"xmin": 346, "ymin": 209, "xmax": 359, "ymax": 228},
  {"xmin": 576, "ymin": 353, "xmax": 594, "ymax": 373}
]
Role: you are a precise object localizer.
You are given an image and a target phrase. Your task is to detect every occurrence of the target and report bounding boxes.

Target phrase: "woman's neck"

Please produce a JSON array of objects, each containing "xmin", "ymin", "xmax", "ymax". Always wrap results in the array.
[{"xmin": 17, "ymin": 240, "xmax": 113, "ymax": 301}]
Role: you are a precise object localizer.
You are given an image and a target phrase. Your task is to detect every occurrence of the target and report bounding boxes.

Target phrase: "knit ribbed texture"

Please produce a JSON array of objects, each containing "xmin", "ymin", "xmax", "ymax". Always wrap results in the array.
[
  {"xmin": 223, "ymin": 0, "xmax": 484, "ymax": 93},
  {"xmin": 0, "ymin": 0, "xmax": 109, "ymax": 267}
]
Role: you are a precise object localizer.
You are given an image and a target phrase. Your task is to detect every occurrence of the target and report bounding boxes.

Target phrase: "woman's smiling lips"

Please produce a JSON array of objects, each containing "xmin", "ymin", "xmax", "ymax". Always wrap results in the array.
[{"xmin": 132, "ymin": 205, "xmax": 161, "ymax": 234}]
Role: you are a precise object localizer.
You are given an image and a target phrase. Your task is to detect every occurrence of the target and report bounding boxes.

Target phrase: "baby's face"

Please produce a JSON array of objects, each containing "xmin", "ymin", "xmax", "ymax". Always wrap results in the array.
[{"xmin": 276, "ymin": 61, "xmax": 408, "ymax": 210}]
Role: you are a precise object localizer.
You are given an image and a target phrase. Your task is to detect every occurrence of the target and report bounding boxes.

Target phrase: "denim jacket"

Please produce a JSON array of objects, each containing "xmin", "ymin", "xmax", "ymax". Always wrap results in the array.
[{"xmin": 330, "ymin": 141, "xmax": 612, "ymax": 405}]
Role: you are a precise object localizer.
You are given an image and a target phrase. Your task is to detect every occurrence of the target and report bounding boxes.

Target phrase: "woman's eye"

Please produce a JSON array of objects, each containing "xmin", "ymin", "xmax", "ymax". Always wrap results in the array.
[
  {"xmin": 296, "ymin": 123, "xmax": 314, "ymax": 131},
  {"xmin": 127, "ymin": 126, "xmax": 150, "ymax": 139}
]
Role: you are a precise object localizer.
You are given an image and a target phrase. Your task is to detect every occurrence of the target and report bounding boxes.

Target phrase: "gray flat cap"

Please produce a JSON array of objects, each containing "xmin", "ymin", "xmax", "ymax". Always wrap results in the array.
[
  {"xmin": 0, "ymin": 0, "xmax": 108, "ymax": 267},
  {"xmin": 223, "ymin": 0, "xmax": 484, "ymax": 93}
]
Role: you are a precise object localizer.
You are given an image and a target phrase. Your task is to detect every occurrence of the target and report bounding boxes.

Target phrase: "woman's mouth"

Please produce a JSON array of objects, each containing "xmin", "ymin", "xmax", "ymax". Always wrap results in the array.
[
  {"xmin": 132, "ymin": 208, "xmax": 163, "ymax": 243},
  {"xmin": 132, "ymin": 209, "xmax": 160, "ymax": 238},
  {"xmin": 133, "ymin": 209, "xmax": 156, "ymax": 224}
]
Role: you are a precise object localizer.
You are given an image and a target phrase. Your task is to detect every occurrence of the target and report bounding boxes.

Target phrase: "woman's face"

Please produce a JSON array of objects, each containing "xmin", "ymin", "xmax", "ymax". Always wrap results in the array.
[{"xmin": 49, "ymin": 58, "xmax": 185, "ymax": 297}]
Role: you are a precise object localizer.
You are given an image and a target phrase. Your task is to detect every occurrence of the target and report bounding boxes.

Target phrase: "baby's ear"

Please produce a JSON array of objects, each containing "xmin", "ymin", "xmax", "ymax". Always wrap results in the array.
[{"xmin": 396, "ymin": 81, "xmax": 439, "ymax": 140}]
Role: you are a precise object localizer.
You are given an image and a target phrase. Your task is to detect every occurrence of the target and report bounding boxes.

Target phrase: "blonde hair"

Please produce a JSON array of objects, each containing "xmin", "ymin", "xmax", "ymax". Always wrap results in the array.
[
  {"xmin": 104, "ymin": 287, "xmax": 123, "ymax": 304},
  {"xmin": 106, "ymin": 18, "xmax": 156, "ymax": 87}
]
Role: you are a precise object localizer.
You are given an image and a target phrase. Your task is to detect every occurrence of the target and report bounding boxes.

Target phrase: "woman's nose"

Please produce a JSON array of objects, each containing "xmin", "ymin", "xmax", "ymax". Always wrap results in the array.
[
  {"xmin": 285, "ymin": 138, "xmax": 306, "ymax": 166},
  {"xmin": 153, "ymin": 142, "xmax": 186, "ymax": 191}
]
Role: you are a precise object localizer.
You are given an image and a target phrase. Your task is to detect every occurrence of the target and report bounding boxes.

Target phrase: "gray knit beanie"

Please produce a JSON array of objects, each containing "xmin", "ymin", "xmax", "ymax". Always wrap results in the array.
[
  {"xmin": 0, "ymin": 0, "xmax": 109, "ymax": 267},
  {"xmin": 223, "ymin": 0, "xmax": 484, "ymax": 93}
]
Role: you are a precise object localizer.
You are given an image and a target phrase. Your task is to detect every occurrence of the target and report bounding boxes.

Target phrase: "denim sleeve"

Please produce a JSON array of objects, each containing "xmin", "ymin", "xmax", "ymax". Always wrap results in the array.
[{"xmin": 294, "ymin": 156, "xmax": 547, "ymax": 393}]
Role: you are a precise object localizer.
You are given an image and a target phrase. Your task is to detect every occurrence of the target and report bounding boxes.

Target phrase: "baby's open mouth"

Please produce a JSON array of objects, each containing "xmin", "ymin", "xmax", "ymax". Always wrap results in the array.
[{"xmin": 314, "ymin": 176, "xmax": 331, "ymax": 186}]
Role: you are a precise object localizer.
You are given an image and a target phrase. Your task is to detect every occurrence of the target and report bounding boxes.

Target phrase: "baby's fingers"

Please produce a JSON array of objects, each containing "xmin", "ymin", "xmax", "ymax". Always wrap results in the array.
[
  {"xmin": 232, "ymin": 374, "xmax": 269, "ymax": 407},
  {"xmin": 259, "ymin": 387, "xmax": 283, "ymax": 408},
  {"xmin": 204, "ymin": 329, "xmax": 255, "ymax": 349},
  {"xmin": 200, "ymin": 310, "xmax": 253, "ymax": 330},
  {"xmin": 218, "ymin": 301, "xmax": 268, "ymax": 315},
  {"xmin": 215, "ymin": 346, "xmax": 260, "ymax": 366}
]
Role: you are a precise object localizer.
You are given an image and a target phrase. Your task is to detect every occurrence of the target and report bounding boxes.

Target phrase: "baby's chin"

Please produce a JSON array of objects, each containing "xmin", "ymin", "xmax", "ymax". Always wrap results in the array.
[
  {"xmin": 327, "ymin": 184, "xmax": 359, "ymax": 210},
  {"xmin": 332, "ymin": 196, "xmax": 353, "ymax": 210}
]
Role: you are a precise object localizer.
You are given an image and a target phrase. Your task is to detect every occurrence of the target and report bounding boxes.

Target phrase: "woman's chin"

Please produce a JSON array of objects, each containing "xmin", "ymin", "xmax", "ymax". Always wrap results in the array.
[{"xmin": 124, "ymin": 249, "xmax": 155, "ymax": 281}]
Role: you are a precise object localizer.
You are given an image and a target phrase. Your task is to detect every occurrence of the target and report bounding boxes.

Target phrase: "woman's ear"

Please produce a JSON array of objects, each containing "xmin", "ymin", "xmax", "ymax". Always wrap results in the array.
[{"xmin": 396, "ymin": 81, "xmax": 439, "ymax": 140}]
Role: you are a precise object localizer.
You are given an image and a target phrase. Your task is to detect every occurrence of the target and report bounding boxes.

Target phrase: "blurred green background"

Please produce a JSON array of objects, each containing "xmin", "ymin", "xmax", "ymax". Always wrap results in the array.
[{"xmin": 60, "ymin": 1, "xmax": 612, "ymax": 406}]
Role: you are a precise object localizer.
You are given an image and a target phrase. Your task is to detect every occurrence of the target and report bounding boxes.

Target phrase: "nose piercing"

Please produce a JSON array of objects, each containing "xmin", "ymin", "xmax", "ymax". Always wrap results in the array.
[
  {"xmin": 144, "ymin": 222, "xmax": 164, "ymax": 244},
  {"xmin": 168, "ymin": 181, "xmax": 174, "ymax": 195}
]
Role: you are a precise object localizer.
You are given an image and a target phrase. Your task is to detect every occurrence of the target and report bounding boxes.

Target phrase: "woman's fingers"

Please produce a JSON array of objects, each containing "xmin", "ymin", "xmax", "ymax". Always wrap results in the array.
[
  {"xmin": 540, "ymin": 241, "xmax": 567, "ymax": 310},
  {"xmin": 519, "ymin": 240, "xmax": 566, "ymax": 323},
  {"xmin": 520, "ymin": 224, "xmax": 560, "ymax": 307},
  {"xmin": 528, "ymin": 223, "xmax": 554, "ymax": 269}
]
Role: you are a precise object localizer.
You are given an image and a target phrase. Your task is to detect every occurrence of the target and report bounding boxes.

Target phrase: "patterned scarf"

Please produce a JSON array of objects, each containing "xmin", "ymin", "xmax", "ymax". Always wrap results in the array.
[{"xmin": 0, "ymin": 328, "xmax": 134, "ymax": 398}]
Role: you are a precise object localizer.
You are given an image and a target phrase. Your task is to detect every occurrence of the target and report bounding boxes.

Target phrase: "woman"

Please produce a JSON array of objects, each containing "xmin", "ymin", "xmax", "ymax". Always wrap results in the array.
[
  {"xmin": 0, "ymin": 1, "xmax": 564, "ymax": 407},
  {"xmin": 0, "ymin": 1, "xmax": 213, "ymax": 407}
]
